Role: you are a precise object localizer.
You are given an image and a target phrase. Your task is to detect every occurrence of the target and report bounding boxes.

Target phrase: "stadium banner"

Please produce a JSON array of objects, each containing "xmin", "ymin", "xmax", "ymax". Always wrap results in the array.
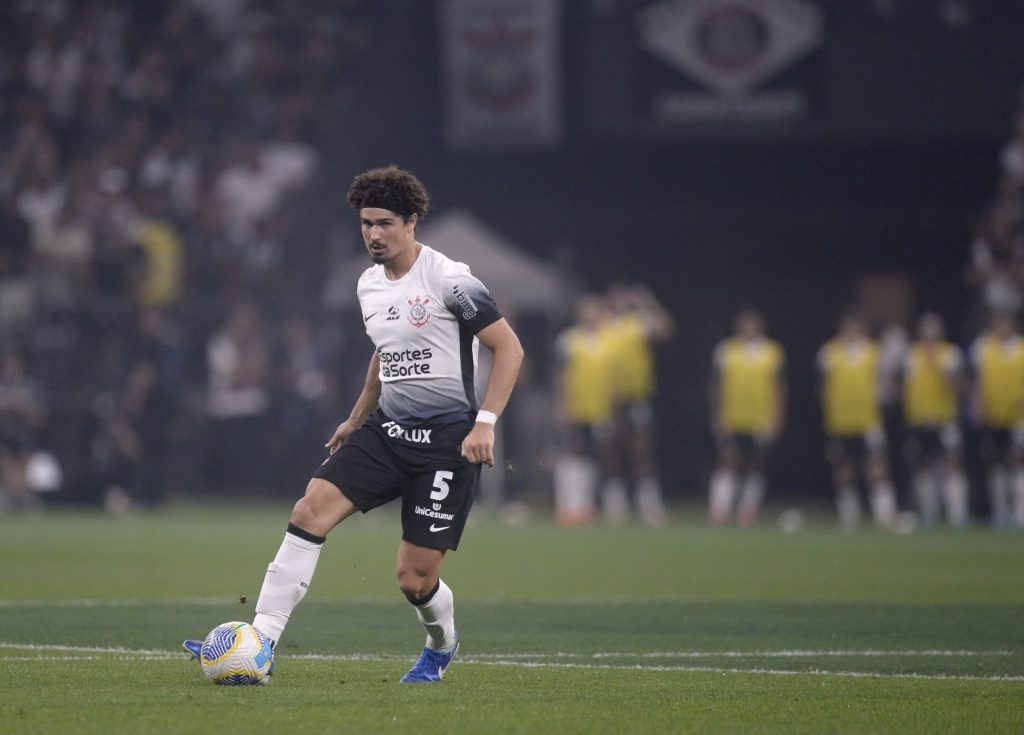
[
  {"xmin": 440, "ymin": 0, "xmax": 562, "ymax": 152},
  {"xmin": 583, "ymin": 0, "xmax": 825, "ymax": 137}
]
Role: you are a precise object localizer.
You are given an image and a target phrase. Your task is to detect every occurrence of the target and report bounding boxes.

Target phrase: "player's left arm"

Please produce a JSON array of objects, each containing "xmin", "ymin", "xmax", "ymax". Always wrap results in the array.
[
  {"xmin": 770, "ymin": 353, "xmax": 788, "ymax": 438},
  {"xmin": 460, "ymin": 318, "xmax": 525, "ymax": 466}
]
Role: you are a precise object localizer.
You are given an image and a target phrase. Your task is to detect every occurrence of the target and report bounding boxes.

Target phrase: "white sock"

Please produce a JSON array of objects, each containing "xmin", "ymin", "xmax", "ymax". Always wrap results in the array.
[
  {"xmin": 253, "ymin": 527, "xmax": 324, "ymax": 644},
  {"xmin": 414, "ymin": 579, "xmax": 456, "ymax": 652},
  {"xmin": 737, "ymin": 473, "xmax": 765, "ymax": 526},
  {"xmin": 602, "ymin": 476, "xmax": 630, "ymax": 525},
  {"xmin": 988, "ymin": 467, "xmax": 1009, "ymax": 527},
  {"xmin": 1013, "ymin": 469, "xmax": 1024, "ymax": 528},
  {"xmin": 914, "ymin": 469, "xmax": 939, "ymax": 528},
  {"xmin": 636, "ymin": 475, "xmax": 668, "ymax": 527},
  {"xmin": 836, "ymin": 484, "xmax": 860, "ymax": 531},
  {"xmin": 554, "ymin": 455, "xmax": 596, "ymax": 519},
  {"xmin": 709, "ymin": 469, "xmax": 736, "ymax": 525},
  {"xmin": 870, "ymin": 480, "xmax": 897, "ymax": 528},
  {"xmin": 942, "ymin": 471, "xmax": 968, "ymax": 528}
]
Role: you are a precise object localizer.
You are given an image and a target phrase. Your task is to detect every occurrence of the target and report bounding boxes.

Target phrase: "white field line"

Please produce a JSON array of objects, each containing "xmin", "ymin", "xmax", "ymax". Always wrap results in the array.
[
  {"xmin": 3, "ymin": 642, "xmax": 1023, "ymax": 684},
  {"xmin": 0, "ymin": 595, "xmax": 781, "ymax": 608},
  {"xmin": 465, "ymin": 659, "xmax": 1024, "ymax": 683},
  {"xmin": 1, "ymin": 642, "xmax": 1015, "ymax": 659}
]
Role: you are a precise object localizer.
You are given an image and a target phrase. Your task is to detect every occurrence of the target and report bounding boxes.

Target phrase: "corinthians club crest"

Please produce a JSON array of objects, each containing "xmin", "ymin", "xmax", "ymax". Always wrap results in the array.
[{"xmin": 407, "ymin": 295, "xmax": 432, "ymax": 328}]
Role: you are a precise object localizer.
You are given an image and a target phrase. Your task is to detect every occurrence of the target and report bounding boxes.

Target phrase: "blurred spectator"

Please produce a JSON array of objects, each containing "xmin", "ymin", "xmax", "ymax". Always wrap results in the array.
[
  {"xmin": 818, "ymin": 310, "xmax": 898, "ymax": 531},
  {"xmin": 998, "ymin": 112, "xmax": 1024, "ymax": 187},
  {"xmin": 552, "ymin": 295, "xmax": 615, "ymax": 527},
  {"xmin": 0, "ymin": 351, "xmax": 49, "ymax": 510},
  {"xmin": 91, "ymin": 359, "xmax": 174, "ymax": 513},
  {"xmin": 708, "ymin": 309, "xmax": 786, "ymax": 527},
  {"xmin": 604, "ymin": 284, "xmax": 673, "ymax": 527},
  {"xmin": 901, "ymin": 313, "xmax": 969, "ymax": 528},
  {"xmin": 967, "ymin": 209, "xmax": 1024, "ymax": 319},
  {"xmin": 970, "ymin": 312, "xmax": 1024, "ymax": 527},
  {"xmin": 206, "ymin": 301, "xmax": 272, "ymax": 493},
  {"xmin": 275, "ymin": 314, "xmax": 333, "ymax": 485},
  {"xmin": 0, "ymin": 0, "xmax": 371, "ymax": 507}
]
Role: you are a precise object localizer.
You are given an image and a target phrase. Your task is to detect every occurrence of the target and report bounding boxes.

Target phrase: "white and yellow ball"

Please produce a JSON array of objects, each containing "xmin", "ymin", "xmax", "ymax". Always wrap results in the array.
[{"xmin": 199, "ymin": 622, "xmax": 274, "ymax": 685}]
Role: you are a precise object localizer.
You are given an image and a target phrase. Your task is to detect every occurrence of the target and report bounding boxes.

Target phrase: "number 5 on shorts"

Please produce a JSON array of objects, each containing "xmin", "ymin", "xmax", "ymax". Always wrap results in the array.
[{"xmin": 431, "ymin": 470, "xmax": 454, "ymax": 501}]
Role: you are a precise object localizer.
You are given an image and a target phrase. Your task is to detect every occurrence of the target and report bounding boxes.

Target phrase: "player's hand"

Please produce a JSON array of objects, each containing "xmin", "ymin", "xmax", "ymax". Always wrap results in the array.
[
  {"xmin": 325, "ymin": 419, "xmax": 359, "ymax": 455},
  {"xmin": 461, "ymin": 423, "xmax": 495, "ymax": 467}
]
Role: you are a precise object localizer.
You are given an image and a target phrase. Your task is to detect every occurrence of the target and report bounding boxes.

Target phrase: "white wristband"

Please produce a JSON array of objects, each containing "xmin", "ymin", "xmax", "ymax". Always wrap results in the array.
[{"xmin": 476, "ymin": 410, "xmax": 498, "ymax": 425}]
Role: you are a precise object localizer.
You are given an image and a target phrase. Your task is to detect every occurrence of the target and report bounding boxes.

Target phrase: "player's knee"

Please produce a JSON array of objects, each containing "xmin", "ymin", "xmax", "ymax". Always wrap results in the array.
[
  {"xmin": 866, "ymin": 459, "xmax": 889, "ymax": 483},
  {"xmin": 289, "ymin": 496, "xmax": 319, "ymax": 532},
  {"xmin": 396, "ymin": 566, "xmax": 435, "ymax": 601},
  {"xmin": 833, "ymin": 463, "xmax": 853, "ymax": 485}
]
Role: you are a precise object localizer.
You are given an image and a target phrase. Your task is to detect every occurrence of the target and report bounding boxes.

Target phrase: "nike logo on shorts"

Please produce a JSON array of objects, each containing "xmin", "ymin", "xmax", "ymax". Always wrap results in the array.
[
  {"xmin": 364, "ymin": 312, "xmax": 377, "ymax": 322},
  {"xmin": 429, "ymin": 524, "xmax": 450, "ymax": 533}
]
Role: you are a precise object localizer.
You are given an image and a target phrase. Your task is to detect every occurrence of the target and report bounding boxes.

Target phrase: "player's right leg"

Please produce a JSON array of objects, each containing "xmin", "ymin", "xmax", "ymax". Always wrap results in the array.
[
  {"xmin": 865, "ymin": 452, "xmax": 897, "ymax": 530},
  {"xmin": 183, "ymin": 478, "xmax": 357, "ymax": 661},
  {"xmin": 828, "ymin": 439, "xmax": 860, "ymax": 532},
  {"xmin": 708, "ymin": 435, "xmax": 739, "ymax": 526},
  {"xmin": 250, "ymin": 478, "xmax": 358, "ymax": 643}
]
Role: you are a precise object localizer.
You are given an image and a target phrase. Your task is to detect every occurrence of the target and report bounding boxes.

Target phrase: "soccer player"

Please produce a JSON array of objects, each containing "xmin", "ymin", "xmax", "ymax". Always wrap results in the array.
[
  {"xmin": 553, "ymin": 294, "xmax": 616, "ymax": 526},
  {"xmin": 604, "ymin": 285, "xmax": 674, "ymax": 527},
  {"xmin": 184, "ymin": 166, "xmax": 524, "ymax": 682},
  {"xmin": 708, "ymin": 309, "xmax": 786, "ymax": 526},
  {"xmin": 901, "ymin": 313, "xmax": 968, "ymax": 528},
  {"xmin": 818, "ymin": 310, "xmax": 898, "ymax": 531},
  {"xmin": 971, "ymin": 311, "xmax": 1024, "ymax": 527}
]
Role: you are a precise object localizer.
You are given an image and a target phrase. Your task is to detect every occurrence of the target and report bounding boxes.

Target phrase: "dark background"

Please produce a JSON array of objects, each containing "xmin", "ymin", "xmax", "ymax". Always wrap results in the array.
[
  {"xmin": 2, "ymin": 0, "xmax": 1021, "ymax": 507},
  {"xmin": 339, "ymin": 1, "xmax": 1021, "ymax": 502}
]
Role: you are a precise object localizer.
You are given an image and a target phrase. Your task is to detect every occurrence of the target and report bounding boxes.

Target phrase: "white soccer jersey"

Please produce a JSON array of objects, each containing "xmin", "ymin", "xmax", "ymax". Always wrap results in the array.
[{"xmin": 357, "ymin": 244, "xmax": 501, "ymax": 425}]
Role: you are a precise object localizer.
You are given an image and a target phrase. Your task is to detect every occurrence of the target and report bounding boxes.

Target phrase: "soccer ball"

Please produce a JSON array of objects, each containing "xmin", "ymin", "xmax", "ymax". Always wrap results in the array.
[{"xmin": 199, "ymin": 621, "xmax": 274, "ymax": 685}]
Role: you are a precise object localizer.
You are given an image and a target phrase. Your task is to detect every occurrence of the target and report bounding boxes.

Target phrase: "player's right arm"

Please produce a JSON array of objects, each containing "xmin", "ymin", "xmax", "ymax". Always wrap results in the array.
[
  {"xmin": 708, "ymin": 342, "xmax": 724, "ymax": 437},
  {"xmin": 325, "ymin": 351, "xmax": 382, "ymax": 454}
]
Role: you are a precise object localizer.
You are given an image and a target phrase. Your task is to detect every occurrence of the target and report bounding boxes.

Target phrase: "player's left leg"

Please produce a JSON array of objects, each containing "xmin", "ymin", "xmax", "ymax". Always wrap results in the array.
[
  {"xmin": 865, "ymin": 452, "xmax": 897, "ymax": 530},
  {"xmin": 627, "ymin": 401, "xmax": 668, "ymax": 528},
  {"xmin": 397, "ymin": 541, "xmax": 459, "ymax": 683},
  {"xmin": 1011, "ymin": 431, "xmax": 1024, "ymax": 528},
  {"xmin": 938, "ymin": 425, "xmax": 968, "ymax": 528},
  {"xmin": 736, "ymin": 436, "xmax": 772, "ymax": 527}
]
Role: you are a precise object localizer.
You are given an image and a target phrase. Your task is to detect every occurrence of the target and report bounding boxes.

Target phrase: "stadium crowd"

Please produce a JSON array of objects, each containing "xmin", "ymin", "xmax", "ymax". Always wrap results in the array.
[
  {"xmin": 0, "ymin": 0, "xmax": 375, "ymax": 510},
  {"xmin": 1, "ymin": 1, "xmax": 1022, "ymax": 533}
]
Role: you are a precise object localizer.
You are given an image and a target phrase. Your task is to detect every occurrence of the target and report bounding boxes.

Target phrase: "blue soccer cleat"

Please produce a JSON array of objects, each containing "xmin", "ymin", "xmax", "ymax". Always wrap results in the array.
[
  {"xmin": 182, "ymin": 639, "xmax": 202, "ymax": 660},
  {"xmin": 399, "ymin": 633, "xmax": 459, "ymax": 683}
]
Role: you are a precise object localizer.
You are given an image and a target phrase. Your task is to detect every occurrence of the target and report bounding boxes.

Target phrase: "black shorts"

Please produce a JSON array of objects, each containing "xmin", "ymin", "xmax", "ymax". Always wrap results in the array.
[
  {"xmin": 904, "ymin": 425, "xmax": 961, "ymax": 464},
  {"xmin": 616, "ymin": 398, "xmax": 655, "ymax": 431},
  {"xmin": 717, "ymin": 432, "xmax": 774, "ymax": 465},
  {"xmin": 313, "ymin": 410, "xmax": 480, "ymax": 551},
  {"xmin": 564, "ymin": 422, "xmax": 614, "ymax": 457},
  {"xmin": 977, "ymin": 427, "xmax": 1024, "ymax": 464},
  {"xmin": 826, "ymin": 428, "xmax": 886, "ymax": 465}
]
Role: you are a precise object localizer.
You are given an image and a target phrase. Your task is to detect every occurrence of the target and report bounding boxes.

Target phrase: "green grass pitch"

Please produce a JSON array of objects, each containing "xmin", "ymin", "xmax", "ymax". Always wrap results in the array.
[{"xmin": 1, "ymin": 503, "xmax": 1022, "ymax": 734}]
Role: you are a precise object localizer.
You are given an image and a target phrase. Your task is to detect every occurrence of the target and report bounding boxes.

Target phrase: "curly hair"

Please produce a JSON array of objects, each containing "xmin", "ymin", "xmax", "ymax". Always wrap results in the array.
[{"xmin": 347, "ymin": 165, "xmax": 430, "ymax": 222}]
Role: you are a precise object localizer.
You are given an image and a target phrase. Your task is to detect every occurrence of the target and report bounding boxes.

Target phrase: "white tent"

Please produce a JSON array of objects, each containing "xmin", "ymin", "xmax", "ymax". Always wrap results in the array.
[{"xmin": 323, "ymin": 209, "xmax": 571, "ymax": 313}]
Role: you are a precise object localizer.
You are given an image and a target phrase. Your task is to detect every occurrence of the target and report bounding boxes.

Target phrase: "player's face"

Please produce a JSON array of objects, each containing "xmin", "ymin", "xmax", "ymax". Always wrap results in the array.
[
  {"xmin": 360, "ymin": 207, "xmax": 417, "ymax": 265},
  {"xmin": 736, "ymin": 315, "xmax": 763, "ymax": 340},
  {"xmin": 992, "ymin": 316, "xmax": 1016, "ymax": 340},
  {"xmin": 839, "ymin": 317, "xmax": 864, "ymax": 340}
]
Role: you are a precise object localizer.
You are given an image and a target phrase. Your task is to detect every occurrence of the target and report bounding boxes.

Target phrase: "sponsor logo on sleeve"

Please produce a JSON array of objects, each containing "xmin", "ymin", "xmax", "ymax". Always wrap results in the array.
[{"xmin": 451, "ymin": 284, "xmax": 478, "ymax": 319}]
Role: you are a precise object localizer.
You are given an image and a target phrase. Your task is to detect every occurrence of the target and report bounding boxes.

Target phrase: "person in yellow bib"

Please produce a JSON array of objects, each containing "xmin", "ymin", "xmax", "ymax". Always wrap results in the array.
[
  {"xmin": 900, "ymin": 313, "xmax": 968, "ymax": 528},
  {"xmin": 970, "ymin": 311, "xmax": 1024, "ymax": 527},
  {"xmin": 553, "ymin": 295, "xmax": 617, "ymax": 527},
  {"xmin": 708, "ymin": 309, "xmax": 786, "ymax": 526},
  {"xmin": 818, "ymin": 311, "xmax": 898, "ymax": 531},
  {"xmin": 603, "ymin": 285, "xmax": 675, "ymax": 527}
]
